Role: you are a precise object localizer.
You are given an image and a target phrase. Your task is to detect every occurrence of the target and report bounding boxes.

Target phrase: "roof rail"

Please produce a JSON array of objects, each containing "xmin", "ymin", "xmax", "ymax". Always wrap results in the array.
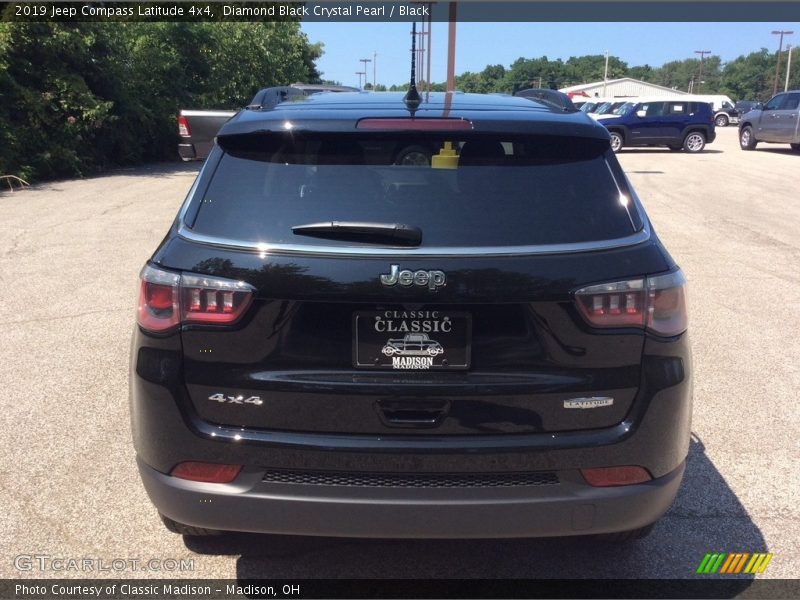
[{"xmin": 247, "ymin": 84, "xmax": 361, "ymax": 110}]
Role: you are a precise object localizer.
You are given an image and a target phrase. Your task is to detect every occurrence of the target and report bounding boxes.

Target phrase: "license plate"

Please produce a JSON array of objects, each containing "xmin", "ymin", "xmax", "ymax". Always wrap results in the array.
[{"xmin": 353, "ymin": 310, "xmax": 471, "ymax": 370}]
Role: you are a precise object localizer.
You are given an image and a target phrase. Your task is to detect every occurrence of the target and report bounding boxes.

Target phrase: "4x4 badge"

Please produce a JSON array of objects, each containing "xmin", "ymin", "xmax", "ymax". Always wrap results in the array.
[
  {"xmin": 380, "ymin": 265, "xmax": 446, "ymax": 291},
  {"xmin": 209, "ymin": 393, "xmax": 263, "ymax": 406}
]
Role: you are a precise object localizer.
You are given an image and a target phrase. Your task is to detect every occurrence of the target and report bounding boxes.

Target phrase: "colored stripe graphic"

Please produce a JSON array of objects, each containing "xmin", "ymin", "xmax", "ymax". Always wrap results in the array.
[
  {"xmin": 725, "ymin": 553, "xmax": 747, "ymax": 573},
  {"xmin": 696, "ymin": 553, "xmax": 713, "ymax": 574},
  {"xmin": 719, "ymin": 554, "xmax": 736, "ymax": 574},
  {"xmin": 734, "ymin": 553, "xmax": 750, "ymax": 573},
  {"xmin": 749, "ymin": 554, "xmax": 764, "ymax": 574},
  {"xmin": 744, "ymin": 553, "xmax": 774, "ymax": 574},
  {"xmin": 744, "ymin": 554, "xmax": 760, "ymax": 574},
  {"xmin": 698, "ymin": 552, "xmax": 774, "ymax": 574},
  {"xmin": 758, "ymin": 554, "xmax": 774, "ymax": 573},
  {"xmin": 702, "ymin": 554, "xmax": 721, "ymax": 574},
  {"xmin": 710, "ymin": 553, "xmax": 726, "ymax": 573},
  {"xmin": 750, "ymin": 554, "xmax": 764, "ymax": 574}
]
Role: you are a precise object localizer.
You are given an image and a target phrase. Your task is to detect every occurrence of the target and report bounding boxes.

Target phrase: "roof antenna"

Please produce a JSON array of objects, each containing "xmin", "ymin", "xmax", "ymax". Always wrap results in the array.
[{"xmin": 404, "ymin": 21, "xmax": 422, "ymax": 114}]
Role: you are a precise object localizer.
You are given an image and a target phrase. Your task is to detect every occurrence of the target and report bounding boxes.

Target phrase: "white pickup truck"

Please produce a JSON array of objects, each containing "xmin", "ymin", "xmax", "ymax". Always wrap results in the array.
[
  {"xmin": 178, "ymin": 84, "xmax": 358, "ymax": 161},
  {"xmin": 738, "ymin": 90, "xmax": 800, "ymax": 152}
]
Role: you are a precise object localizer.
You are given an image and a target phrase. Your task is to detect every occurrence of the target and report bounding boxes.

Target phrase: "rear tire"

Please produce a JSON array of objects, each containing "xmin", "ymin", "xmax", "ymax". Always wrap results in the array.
[
  {"xmin": 395, "ymin": 144, "xmax": 432, "ymax": 166},
  {"xmin": 608, "ymin": 131, "xmax": 623, "ymax": 153},
  {"xmin": 160, "ymin": 513, "xmax": 223, "ymax": 536},
  {"xmin": 740, "ymin": 126, "xmax": 757, "ymax": 150},
  {"xmin": 714, "ymin": 114, "xmax": 729, "ymax": 127},
  {"xmin": 591, "ymin": 522, "xmax": 655, "ymax": 542},
  {"xmin": 683, "ymin": 132, "xmax": 706, "ymax": 153}
]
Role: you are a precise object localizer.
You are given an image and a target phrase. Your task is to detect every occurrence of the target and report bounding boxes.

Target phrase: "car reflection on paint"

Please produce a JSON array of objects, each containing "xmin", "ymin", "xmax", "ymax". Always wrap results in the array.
[{"xmin": 382, "ymin": 333, "xmax": 444, "ymax": 357}]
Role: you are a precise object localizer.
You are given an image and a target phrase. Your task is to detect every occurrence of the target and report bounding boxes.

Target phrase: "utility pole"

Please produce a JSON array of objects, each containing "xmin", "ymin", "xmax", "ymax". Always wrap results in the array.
[
  {"xmin": 359, "ymin": 58, "xmax": 372, "ymax": 89},
  {"xmin": 694, "ymin": 50, "xmax": 711, "ymax": 93},
  {"xmin": 772, "ymin": 30, "xmax": 794, "ymax": 96},
  {"xmin": 355, "ymin": 71, "xmax": 365, "ymax": 88},
  {"xmin": 373, "ymin": 51, "xmax": 377, "ymax": 89},
  {"xmin": 425, "ymin": 6, "xmax": 432, "ymax": 93},
  {"xmin": 786, "ymin": 45, "xmax": 794, "ymax": 92},
  {"xmin": 603, "ymin": 50, "xmax": 609, "ymax": 96},
  {"xmin": 417, "ymin": 20, "xmax": 426, "ymax": 88},
  {"xmin": 446, "ymin": 3, "xmax": 457, "ymax": 92}
]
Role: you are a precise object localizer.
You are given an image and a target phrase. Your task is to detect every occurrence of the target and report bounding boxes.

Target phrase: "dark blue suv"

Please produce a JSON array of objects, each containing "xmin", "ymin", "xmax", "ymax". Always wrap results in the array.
[{"xmin": 595, "ymin": 98, "xmax": 716, "ymax": 153}]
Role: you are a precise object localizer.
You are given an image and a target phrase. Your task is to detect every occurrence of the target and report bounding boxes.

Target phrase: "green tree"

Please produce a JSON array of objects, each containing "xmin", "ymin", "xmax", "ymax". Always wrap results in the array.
[
  {"xmin": 0, "ymin": 20, "xmax": 324, "ymax": 181},
  {"xmin": 628, "ymin": 64, "xmax": 656, "ymax": 82},
  {"xmin": 453, "ymin": 71, "xmax": 488, "ymax": 93},
  {"xmin": 502, "ymin": 56, "xmax": 566, "ymax": 92},
  {"xmin": 653, "ymin": 56, "xmax": 722, "ymax": 93},
  {"xmin": 564, "ymin": 55, "xmax": 628, "ymax": 86},
  {"xmin": 198, "ymin": 23, "xmax": 322, "ymax": 108},
  {"xmin": 720, "ymin": 49, "xmax": 786, "ymax": 101},
  {"xmin": 0, "ymin": 23, "xmax": 118, "ymax": 179}
]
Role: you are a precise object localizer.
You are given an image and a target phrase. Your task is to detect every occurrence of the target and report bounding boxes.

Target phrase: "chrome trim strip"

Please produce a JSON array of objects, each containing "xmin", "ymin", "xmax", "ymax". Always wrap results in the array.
[
  {"xmin": 176, "ymin": 221, "xmax": 651, "ymax": 258},
  {"xmin": 189, "ymin": 413, "xmax": 636, "ymax": 451}
]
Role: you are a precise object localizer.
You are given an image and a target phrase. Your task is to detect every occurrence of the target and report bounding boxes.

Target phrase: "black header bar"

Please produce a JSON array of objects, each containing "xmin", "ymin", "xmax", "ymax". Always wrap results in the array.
[{"xmin": 3, "ymin": 1, "xmax": 800, "ymax": 22}]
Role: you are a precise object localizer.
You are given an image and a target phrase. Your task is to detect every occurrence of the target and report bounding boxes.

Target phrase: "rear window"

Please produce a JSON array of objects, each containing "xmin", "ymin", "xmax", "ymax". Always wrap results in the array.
[{"xmin": 188, "ymin": 133, "xmax": 641, "ymax": 248}]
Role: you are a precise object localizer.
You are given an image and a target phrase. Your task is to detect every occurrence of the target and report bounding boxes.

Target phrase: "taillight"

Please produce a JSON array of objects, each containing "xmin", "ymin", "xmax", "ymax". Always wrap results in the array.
[
  {"xmin": 181, "ymin": 273, "xmax": 254, "ymax": 324},
  {"xmin": 171, "ymin": 462, "xmax": 242, "ymax": 483},
  {"xmin": 580, "ymin": 466, "xmax": 652, "ymax": 487},
  {"xmin": 645, "ymin": 271, "xmax": 688, "ymax": 336},
  {"xmin": 138, "ymin": 266, "xmax": 180, "ymax": 332},
  {"xmin": 574, "ymin": 278, "xmax": 645, "ymax": 327},
  {"xmin": 178, "ymin": 115, "xmax": 191, "ymax": 138},
  {"xmin": 574, "ymin": 269, "xmax": 687, "ymax": 336},
  {"xmin": 137, "ymin": 265, "xmax": 254, "ymax": 333}
]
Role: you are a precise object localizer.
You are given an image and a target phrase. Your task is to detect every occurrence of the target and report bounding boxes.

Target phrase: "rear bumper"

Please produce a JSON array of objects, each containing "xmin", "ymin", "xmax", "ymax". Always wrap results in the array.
[
  {"xmin": 138, "ymin": 458, "xmax": 685, "ymax": 539},
  {"xmin": 178, "ymin": 144, "xmax": 197, "ymax": 161}
]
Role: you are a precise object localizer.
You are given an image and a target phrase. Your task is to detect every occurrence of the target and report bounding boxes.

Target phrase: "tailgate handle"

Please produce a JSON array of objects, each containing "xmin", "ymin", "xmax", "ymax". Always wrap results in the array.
[{"xmin": 376, "ymin": 400, "xmax": 450, "ymax": 428}]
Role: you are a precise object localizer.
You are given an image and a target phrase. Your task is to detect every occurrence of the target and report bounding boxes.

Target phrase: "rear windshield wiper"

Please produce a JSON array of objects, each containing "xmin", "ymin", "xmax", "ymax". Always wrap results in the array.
[{"xmin": 292, "ymin": 221, "xmax": 422, "ymax": 246}]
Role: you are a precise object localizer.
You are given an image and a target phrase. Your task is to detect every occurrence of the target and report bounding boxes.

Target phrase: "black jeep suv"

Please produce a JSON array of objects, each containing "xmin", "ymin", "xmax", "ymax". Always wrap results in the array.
[{"xmin": 131, "ymin": 91, "xmax": 692, "ymax": 540}]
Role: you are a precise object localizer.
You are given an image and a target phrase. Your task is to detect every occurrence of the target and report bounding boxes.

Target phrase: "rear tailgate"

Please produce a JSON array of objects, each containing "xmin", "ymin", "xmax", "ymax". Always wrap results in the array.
[
  {"xmin": 167, "ymin": 129, "xmax": 665, "ymax": 435},
  {"xmin": 178, "ymin": 110, "xmax": 236, "ymax": 160},
  {"xmin": 164, "ymin": 242, "xmax": 668, "ymax": 435}
]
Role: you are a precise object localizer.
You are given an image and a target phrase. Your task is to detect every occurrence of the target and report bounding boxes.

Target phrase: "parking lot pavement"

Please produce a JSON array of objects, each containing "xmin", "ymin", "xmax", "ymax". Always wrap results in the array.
[{"xmin": 0, "ymin": 128, "xmax": 798, "ymax": 582}]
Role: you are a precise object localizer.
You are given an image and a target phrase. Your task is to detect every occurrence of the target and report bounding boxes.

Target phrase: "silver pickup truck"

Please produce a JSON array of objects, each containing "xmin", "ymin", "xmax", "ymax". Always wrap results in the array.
[
  {"xmin": 178, "ymin": 84, "xmax": 358, "ymax": 161},
  {"xmin": 739, "ymin": 90, "xmax": 800, "ymax": 152}
]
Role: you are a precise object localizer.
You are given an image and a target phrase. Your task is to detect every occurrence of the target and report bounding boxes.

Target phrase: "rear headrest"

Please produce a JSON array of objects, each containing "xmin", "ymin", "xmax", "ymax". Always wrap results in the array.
[
  {"xmin": 458, "ymin": 140, "xmax": 506, "ymax": 165},
  {"xmin": 316, "ymin": 140, "xmax": 364, "ymax": 165}
]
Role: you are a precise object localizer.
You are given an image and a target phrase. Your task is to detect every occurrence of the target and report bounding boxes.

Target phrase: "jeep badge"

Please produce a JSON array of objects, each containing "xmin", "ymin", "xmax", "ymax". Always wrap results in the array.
[{"xmin": 380, "ymin": 265, "xmax": 446, "ymax": 291}]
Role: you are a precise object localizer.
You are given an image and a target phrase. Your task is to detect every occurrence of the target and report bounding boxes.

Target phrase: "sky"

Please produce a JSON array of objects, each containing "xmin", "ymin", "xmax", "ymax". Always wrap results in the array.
[{"xmin": 300, "ymin": 22, "xmax": 800, "ymax": 88}]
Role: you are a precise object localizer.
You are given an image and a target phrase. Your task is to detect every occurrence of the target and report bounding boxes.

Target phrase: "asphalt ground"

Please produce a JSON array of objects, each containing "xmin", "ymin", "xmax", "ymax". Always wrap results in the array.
[{"xmin": 0, "ymin": 127, "xmax": 798, "ymax": 584}]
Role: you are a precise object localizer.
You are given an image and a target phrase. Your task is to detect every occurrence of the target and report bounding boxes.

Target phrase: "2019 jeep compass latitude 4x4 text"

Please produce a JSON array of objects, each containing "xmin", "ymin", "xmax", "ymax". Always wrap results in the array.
[{"xmin": 131, "ymin": 91, "xmax": 692, "ymax": 540}]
